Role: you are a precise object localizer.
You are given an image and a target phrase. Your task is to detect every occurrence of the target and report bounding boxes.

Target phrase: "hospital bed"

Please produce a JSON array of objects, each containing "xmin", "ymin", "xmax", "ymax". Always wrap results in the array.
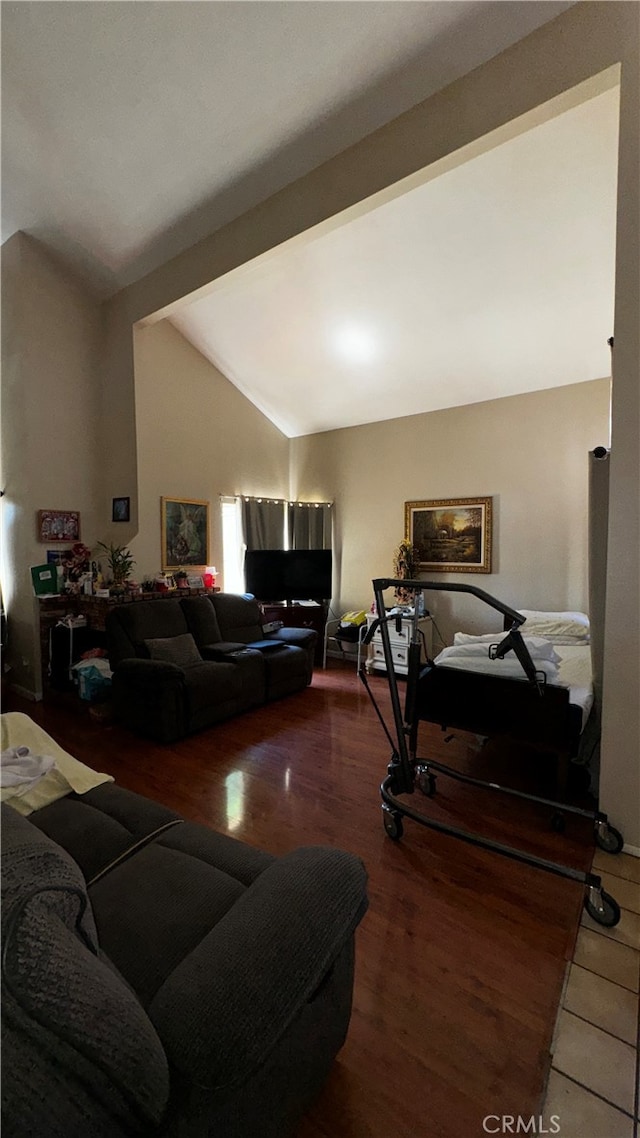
[{"xmin": 361, "ymin": 578, "xmax": 624, "ymax": 928}]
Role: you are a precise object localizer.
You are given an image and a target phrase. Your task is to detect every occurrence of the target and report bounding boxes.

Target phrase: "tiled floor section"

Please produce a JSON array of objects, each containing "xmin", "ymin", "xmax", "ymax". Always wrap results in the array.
[{"xmin": 541, "ymin": 848, "xmax": 640, "ymax": 1137}]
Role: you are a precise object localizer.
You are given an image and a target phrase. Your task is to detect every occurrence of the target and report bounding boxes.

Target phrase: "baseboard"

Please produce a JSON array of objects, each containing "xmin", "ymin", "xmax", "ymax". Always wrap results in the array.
[{"xmin": 622, "ymin": 843, "xmax": 640, "ymax": 858}]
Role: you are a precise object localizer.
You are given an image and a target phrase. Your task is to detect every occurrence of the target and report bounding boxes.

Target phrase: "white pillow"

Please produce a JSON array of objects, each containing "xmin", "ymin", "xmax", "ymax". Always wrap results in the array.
[
  {"xmin": 453, "ymin": 632, "xmax": 561, "ymax": 663},
  {"xmin": 518, "ymin": 610, "xmax": 590, "ymax": 643}
]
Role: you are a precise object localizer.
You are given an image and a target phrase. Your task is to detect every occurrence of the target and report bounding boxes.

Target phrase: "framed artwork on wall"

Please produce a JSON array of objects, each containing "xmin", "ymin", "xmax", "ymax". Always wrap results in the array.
[
  {"xmin": 112, "ymin": 496, "xmax": 130, "ymax": 522},
  {"xmin": 161, "ymin": 497, "xmax": 209, "ymax": 570},
  {"xmin": 405, "ymin": 497, "xmax": 493, "ymax": 573},
  {"xmin": 37, "ymin": 509, "xmax": 80, "ymax": 543}
]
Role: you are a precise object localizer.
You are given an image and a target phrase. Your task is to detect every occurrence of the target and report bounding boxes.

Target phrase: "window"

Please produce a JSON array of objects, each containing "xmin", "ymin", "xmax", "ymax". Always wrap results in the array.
[{"xmin": 220, "ymin": 497, "xmax": 245, "ymax": 594}]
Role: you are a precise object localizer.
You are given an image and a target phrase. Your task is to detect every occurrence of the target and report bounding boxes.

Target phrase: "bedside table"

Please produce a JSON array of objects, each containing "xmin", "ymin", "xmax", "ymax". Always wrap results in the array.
[{"xmin": 366, "ymin": 611, "xmax": 433, "ymax": 676}]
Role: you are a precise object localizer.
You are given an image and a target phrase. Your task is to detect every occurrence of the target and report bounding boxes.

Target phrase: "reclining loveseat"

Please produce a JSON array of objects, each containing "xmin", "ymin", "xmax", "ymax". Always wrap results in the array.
[
  {"xmin": 106, "ymin": 593, "xmax": 317, "ymax": 742},
  {"xmin": 2, "ymin": 779, "xmax": 368, "ymax": 1137}
]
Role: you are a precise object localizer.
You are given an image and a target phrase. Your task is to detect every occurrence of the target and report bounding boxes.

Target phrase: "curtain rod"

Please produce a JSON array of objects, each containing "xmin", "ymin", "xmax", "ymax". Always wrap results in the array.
[{"xmin": 222, "ymin": 494, "xmax": 332, "ymax": 507}]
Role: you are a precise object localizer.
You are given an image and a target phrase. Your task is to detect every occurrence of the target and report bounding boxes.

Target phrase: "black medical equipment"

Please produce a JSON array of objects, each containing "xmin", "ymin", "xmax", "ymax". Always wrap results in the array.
[{"xmin": 360, "ymin": 578, "xmax": 624, "ymax": 927}]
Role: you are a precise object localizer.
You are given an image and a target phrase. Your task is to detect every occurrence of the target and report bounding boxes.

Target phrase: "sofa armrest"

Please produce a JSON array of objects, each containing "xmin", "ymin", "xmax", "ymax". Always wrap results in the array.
[
  {"xmin": 115, "ymin": 658, "xmax": 184, "ymax": 686},
  {"xmin": 200, "ymin": 641, "xmax": 248, "ymax": 660},
  {"xmin": 147, "ymin": 846, "xmax": 368, "ymax": 1090},
  {"xmin": 270, "ymin": 627, "xmax": 317, "ymax": 647}
]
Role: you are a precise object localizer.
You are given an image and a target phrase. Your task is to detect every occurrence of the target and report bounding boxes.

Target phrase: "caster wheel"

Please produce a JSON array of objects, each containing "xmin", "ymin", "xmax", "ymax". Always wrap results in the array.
[
  {"xmin": 416, "ymin": 768, "xmax": 437, "ymax": 797},
  {"xmin": 550, "ymin": 812, "xmax": 566, "ymax": 834},
  {"xmin": 595, "ymin": 822, "xmax": 624, "ymax": 854},
  {"xmin": 382, "ymin": 806, "xmax": 403, "ymax": 842},
  {"xmin": 584, "ymin": 888, "xmax": 621, "ymax": 928}
]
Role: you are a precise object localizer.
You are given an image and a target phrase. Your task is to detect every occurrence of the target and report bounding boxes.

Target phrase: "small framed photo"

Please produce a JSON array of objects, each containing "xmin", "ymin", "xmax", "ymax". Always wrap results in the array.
[
  {"xmin": 186, "ymin": 573, "xmax": 205, "ymax": 589},
  {"xmin": 37, "ymin": 510, "xmax": 80, "ymax": 543},
  {"xmin": 405, "ymin": 497, "xmax": 493, "ymax": 573},
  {"xmin": 112, "ymin": 496, "xmax": 130, "ymax": 523}
]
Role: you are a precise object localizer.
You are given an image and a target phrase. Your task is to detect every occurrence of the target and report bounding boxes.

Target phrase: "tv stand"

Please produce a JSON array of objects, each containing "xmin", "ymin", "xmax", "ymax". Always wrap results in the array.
[{"xmin": 261, "ymin": 600, "xmax": 327, "ymax": 665}]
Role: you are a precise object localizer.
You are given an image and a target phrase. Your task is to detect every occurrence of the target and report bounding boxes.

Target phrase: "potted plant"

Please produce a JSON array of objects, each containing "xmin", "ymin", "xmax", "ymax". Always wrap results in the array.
[
  {"xmin": 97, "ymin": 542, "xmax": 136, "ymax": 593},
  {"xmin": 392, "ymin": 539, "xmax": 417, "ymax": 605}
]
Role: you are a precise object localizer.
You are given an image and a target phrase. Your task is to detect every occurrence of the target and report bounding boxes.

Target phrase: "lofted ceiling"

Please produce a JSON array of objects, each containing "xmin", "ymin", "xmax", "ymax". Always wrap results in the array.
[
  {"xmin": 171, "ymin": 86, "xmax": 619, "ymax": 436},
  {"xmin": 3, "ymin": 0, "xmax": 618, "ymax": 439}
]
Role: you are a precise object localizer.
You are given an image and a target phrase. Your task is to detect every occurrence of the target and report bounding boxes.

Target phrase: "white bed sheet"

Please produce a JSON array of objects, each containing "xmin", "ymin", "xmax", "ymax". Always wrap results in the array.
[
  {"xmin": 433, "ymin": 641, "xmax": 594, "ymax": 730},
  {"xmin": 553, "ymin": 643, "xmax": 594, "ymax": 729}
]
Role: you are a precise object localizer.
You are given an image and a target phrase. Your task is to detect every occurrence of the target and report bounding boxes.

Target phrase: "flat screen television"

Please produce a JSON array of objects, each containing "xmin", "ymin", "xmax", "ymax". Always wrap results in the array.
[{"xmin": 244, "ymin": 549, "xmax": 332, "ymax": 602}]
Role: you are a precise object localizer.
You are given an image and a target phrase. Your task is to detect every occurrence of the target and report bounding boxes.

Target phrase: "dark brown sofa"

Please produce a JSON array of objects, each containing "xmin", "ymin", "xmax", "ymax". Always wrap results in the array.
[
  {"xmin": 105, "ymin": 593, "xmax": 316, "ymax": 742},
  {"xmin": 2, "ymin": 779, "xmax": 368, "ymax": 1138}
]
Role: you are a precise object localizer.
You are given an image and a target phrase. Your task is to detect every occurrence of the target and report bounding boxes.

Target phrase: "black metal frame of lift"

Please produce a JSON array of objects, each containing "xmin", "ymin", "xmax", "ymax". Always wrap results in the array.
[{"xmin": 359, "ymin": 578, "xmax": 624, "ymax": 928}]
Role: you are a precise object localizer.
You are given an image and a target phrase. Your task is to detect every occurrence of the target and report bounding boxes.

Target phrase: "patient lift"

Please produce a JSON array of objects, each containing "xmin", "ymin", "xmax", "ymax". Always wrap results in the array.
[{"xmin": 361, "ymin": 578, "xmax": 624, "ymax": 928}]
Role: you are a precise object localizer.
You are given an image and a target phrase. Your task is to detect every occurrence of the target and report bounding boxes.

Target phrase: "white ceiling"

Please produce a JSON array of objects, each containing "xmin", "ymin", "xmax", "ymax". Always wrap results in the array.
[
  {"xmin": 4, "ymin": 0, "xmax": 617, "ymax": 439},
  {"xmin": 172, "ymin": 86, "xmax": 619, "ymax": 436}
]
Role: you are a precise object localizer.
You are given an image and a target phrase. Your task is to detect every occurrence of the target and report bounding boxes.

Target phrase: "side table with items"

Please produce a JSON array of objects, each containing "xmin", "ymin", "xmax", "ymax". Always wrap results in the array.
[{"xmin": 366, "ymin": 610, "xmax": 433, "ymax": 676}]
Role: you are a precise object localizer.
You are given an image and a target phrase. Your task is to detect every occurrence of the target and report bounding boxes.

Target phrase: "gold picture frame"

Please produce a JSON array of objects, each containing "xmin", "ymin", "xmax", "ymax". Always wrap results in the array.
[
  {"xmin": 161, "ymin": 497, "xmax": 209, "ymax": 570},
  {"xmin": 405, "ymin": 497, "xmax": 492, "ymax": 573}
]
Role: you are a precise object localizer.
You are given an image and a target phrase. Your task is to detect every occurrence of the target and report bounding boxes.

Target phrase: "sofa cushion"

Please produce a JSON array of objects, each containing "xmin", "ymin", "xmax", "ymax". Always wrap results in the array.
[
  {"xmin": 212, "ymin": 592, "xmax": 264, "ymax": 643},
  {"xmin": 89, "ymin": 842, "xmax": 248, "ymax": 1006},
  {"xmin": 108, "ymin": 599, "xmax": 189, "ymax": 659},
  {"xmin": 180, "ymin": 594, "xmax": 223, "ymax": 647},
  {"xmin": 146, "ymin": 631, "xmax": 202, "ymax": 666},
  {"xmin": 183, "ymin": 660, "xmax": 243, "ymax": 718},
  {"xmin": 30, "ymin": 783, "xmax": 184, "ymax": 884},
  {"xmin": 261, "ymin": 644, "xmax": 309, "ymax": 699},
  {"xmin": 1, "ymin": 806, "xmax": 170, "ymax": 1131}
]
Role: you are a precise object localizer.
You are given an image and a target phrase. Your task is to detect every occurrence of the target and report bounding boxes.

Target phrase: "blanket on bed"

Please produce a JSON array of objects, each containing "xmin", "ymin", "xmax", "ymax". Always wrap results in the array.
[{"xmin": 436, "ymin": 634, "xmax": 561, "ymax": 682}]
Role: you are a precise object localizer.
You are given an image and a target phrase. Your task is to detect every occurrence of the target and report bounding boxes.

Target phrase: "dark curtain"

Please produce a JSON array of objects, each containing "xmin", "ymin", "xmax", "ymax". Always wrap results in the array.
[
  {"xmin": 287, "ymin": 503, "xmax": 332, "ymax": 550},
  {"xmin": 242, "ymin": 499, "xmax": 285, "ymax": 551}
]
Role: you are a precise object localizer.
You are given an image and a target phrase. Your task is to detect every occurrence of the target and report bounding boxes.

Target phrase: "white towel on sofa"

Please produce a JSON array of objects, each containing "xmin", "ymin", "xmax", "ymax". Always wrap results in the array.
[
  {"xmin": 0, "ymin": 713, "xmax": 113, "ymax": 815},
  {"xmin": 1, "ymin": 746, "xmax": 56, "ymax": 791}
]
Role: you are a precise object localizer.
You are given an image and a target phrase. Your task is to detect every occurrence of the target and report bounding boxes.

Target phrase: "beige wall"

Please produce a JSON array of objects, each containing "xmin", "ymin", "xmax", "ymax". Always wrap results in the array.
[
  {"xmin": 131, "ymin": 321, "xmax": 290, "ymax": 581},
  {"xmin": 291, "ymin": 380, "xmax": 611, "ymax": 642},
  {"xmin": 0, "ymin": 235, "xmax": 103, "ymax": 696}
]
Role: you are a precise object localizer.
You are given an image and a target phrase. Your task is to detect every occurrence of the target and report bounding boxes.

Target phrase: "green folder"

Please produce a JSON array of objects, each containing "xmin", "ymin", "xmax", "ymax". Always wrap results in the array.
[{"xmin": 31, "ymin": 563, "xmax": 61, "ymax": 596}]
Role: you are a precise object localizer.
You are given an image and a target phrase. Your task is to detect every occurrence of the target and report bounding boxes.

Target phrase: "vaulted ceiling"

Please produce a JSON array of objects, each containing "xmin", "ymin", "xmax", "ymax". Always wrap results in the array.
[{"xmin": 3, "ymin": 1, "xmax": 617, "ymax": 438}]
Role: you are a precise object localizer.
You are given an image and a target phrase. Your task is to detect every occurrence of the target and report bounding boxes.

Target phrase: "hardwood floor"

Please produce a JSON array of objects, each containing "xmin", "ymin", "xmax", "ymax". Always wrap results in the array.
[{"xmin": 5, "ymin": 664, "xmax": 596, "ymax": 1138}]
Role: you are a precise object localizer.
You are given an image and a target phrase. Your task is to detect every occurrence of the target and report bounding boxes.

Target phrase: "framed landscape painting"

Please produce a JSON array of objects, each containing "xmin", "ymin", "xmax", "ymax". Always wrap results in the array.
[
  {"xmin": 161, "ymin": 497, "xmax": 209, "ymax": 570},
  {"xmin": 405, "ymin": 497, "xmax": 492, "ymax": 573}
]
